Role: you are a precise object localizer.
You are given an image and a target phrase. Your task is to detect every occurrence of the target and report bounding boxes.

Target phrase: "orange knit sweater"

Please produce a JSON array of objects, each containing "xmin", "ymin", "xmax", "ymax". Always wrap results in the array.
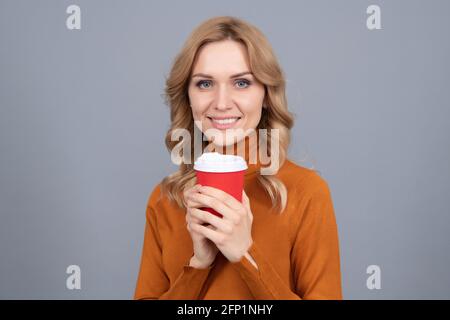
[{"xmin": 134, "ymin": 158, "xmax": 343, "ymax": 300}]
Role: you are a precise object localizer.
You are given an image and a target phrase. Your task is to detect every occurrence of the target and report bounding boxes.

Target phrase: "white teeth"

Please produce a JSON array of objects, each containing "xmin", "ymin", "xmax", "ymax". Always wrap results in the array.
[{"xmin": 211, "ymin": 118, "xmax": 239, "ymax": 124}]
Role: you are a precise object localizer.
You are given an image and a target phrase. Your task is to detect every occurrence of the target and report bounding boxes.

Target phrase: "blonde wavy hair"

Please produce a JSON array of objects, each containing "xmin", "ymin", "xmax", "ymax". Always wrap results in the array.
[{"xmin": 160, "ymin": 16, "xmax": 294, "ymax": 214}]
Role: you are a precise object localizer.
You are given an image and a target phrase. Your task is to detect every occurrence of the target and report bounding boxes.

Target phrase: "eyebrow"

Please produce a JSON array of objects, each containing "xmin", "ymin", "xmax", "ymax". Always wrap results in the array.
[{"xmin": 191, "ymin": 71, "xmax": 253, "ymax": 79}]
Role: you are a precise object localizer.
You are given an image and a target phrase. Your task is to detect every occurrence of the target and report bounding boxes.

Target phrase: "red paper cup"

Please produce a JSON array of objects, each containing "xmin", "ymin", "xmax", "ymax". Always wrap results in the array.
[{"xmin": 194, "ymin": 152, "xmax": 248, "ymax": 218}]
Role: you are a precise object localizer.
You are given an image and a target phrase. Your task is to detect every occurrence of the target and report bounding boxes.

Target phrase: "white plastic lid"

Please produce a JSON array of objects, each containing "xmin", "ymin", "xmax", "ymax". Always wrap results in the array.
[{"xmin": 193, "ymin": 152, "xmax": 248, "ymax": 173}]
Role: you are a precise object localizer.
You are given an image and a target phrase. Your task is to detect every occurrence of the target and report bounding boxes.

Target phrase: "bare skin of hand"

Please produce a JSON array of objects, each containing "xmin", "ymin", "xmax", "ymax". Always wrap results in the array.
[
  {"xmin": 183, "ymin": 184, "xmax": 219, "ymax": 269},
  {"xmin": 187, "ymin": 185, "xmax": 254, "ymax": 264}
]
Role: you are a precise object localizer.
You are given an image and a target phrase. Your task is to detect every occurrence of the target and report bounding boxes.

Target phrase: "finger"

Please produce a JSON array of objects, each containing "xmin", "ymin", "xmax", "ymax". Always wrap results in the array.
[
  {"xmin": 190, "ymin": 208, "xmax": 233, "ymax": 234},
  {"xmin": 190, "ymin": 222, "xmax": 224, "ymax": 245},
  {"xmin": 185, "ymin": 183, "xmax": 201, "ymax": 193},
  {"xmin": 243, "ymin": 190, "xmax": 254, "ymax": 223},
  {"xmin": 187, "ymin": 219, "xmax": 204, "ymax": 235},
  {"xmin": 186, "ymin": 210, "xmax": 203, "ymax": 225},
  {"xmin": 185, "ymin": 191, "xmax": 206, "ymax": 209},
  {"xmin": 198, "ymin": 186, "xmax": 243, "ymax": 212},
  {"xmin": 186, "ymin": 215, "xmax": 197, "ymax": 225},
  {"xmin": 242, "ymin": 190, "xmax": 251, "ymax": 212},
  {"xmin": 184, "ymin": 184, "xmax": 201, "ymax": 199},
  {"xmin": 189, "ymin": 192, "xmax": 241, "ymax": 224},
  {"xmin": 183, "ymin": 184, "xmax": 203, "ymax": 201},
  {"xmin": 185, "ymin": 198, "xmax": 205, "ymax": 209},
  {"xmin": 187, "ymin": 209, "xmax": 216, "ymax": 228}
]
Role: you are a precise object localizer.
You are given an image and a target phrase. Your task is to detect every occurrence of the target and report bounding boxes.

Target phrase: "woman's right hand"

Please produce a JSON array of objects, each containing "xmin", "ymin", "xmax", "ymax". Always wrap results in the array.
[{"xmin": 183, "ymin": 184, "xmax": 219, "ymax": 269}]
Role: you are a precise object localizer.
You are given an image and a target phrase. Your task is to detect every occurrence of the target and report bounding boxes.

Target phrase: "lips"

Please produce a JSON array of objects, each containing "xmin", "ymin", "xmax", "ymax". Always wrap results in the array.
[{"xmin": 207, "ymin": 116, "xmax": 241, "ymax": 129}]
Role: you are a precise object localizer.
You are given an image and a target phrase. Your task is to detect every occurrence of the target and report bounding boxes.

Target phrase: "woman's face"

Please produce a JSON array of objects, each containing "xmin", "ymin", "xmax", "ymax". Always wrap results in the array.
[{"xmin": 188, "ymin": 39, "xmax": 265, "ymax": 147}]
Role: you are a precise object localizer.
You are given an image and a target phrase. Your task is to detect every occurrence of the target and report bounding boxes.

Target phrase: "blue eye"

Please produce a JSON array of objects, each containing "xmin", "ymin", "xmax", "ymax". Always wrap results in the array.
[
  {"xmin": 196, "ymin": 80, "xmax": 212, "ymax": 89},
  {"xmin": 195, "ymin": 79, "xmax": 251, "ymax": 89},
  {"xmin": 235, "ymin": 79, "xmax": 251, "ymax": 88}
]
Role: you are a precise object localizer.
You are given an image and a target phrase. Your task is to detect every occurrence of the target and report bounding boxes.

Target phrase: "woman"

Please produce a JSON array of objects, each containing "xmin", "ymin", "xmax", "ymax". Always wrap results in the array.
[{"xmin": 134, "ymin": 16, "xmax": 343, "ymax": 300}]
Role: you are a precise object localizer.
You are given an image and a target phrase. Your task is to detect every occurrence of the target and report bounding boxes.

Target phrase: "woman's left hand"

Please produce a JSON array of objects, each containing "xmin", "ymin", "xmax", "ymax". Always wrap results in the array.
[{"xmin": 187, "ymin": 186, "xmax": 253, "ymax": 263}]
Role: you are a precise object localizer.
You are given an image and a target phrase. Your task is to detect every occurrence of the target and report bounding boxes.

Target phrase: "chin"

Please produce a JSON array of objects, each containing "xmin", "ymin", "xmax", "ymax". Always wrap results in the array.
[
  {"xmin": 212, "ymin": 134, "xmax": 247, "ymax": 149},
  {"xmin": 202, "ymin": 122, "xmax": 252, "ymax": 148}
]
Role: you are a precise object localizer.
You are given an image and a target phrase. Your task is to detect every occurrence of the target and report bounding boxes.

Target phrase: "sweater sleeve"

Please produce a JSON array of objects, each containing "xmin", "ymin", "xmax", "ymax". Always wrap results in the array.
[
  {"xmin": 134, "ymin": 191, "xmax": 214, "ymax": 300},
  {"xmin": 230, "ymin": 179, "xmax": 343, "ymax": 300}
]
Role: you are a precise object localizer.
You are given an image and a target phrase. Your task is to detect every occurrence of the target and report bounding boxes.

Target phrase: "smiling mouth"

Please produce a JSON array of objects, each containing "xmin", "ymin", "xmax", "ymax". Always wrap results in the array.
[
  {"xmin": 207, "ymin": 117, "xmax": 241, "ymax": 124},
  {"xmin": 207, "ymin": 116, "xmax": 242, "ymax": 129}
]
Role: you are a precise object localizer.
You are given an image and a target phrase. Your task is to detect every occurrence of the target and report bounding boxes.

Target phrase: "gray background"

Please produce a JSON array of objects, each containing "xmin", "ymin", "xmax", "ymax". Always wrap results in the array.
[{"xmin": 1, "ymin": 0, "xmax": 449, "ymax": 299}]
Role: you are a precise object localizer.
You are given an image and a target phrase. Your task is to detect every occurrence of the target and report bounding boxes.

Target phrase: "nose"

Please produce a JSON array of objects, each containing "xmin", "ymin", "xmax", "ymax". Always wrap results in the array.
[{"xmin": 214, "ymin": 84, "xmax": 232, "ymax": 111}]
